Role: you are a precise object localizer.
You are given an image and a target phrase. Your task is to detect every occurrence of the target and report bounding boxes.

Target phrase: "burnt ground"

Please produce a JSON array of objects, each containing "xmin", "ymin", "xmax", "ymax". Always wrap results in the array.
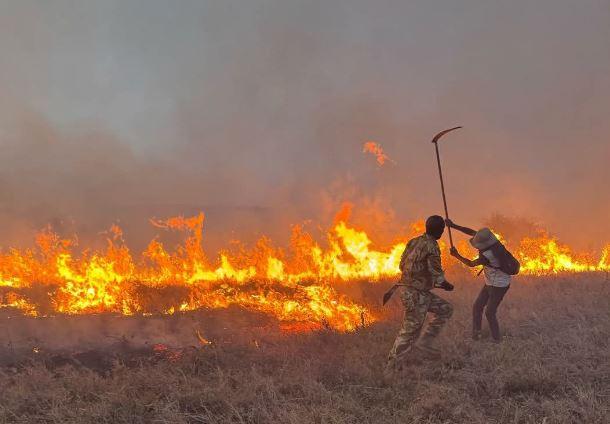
[{"xmin": 0, "ymin": 276, "xmax": 608, "ymax": 423}]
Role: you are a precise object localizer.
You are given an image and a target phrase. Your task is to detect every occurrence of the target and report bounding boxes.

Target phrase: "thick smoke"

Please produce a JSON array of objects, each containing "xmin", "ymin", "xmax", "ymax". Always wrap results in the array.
[{"xmin": 0, "ymin": 0, "xmax": 609, "ymax": 254}]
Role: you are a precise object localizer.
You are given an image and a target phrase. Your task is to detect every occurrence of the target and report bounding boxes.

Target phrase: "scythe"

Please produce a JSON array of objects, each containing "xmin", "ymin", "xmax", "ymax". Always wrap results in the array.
[
  {"xmin": 382, "ymin": 126, "xmax": 462, "ymax": 306},
  {"xmin": 431, "ymin": 126, "xmax": 462, "ymax": 248}
]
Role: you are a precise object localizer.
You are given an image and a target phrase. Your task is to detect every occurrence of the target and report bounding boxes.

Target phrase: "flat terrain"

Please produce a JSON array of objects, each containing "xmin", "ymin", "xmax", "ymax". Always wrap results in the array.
[{"xmin": 0, "ymin": 276, "xmax": 608, "ymax": 423}]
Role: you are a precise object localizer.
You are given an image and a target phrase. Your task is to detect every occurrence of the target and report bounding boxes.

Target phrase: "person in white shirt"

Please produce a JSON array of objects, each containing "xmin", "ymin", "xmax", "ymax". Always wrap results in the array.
[{"xmin": 445, "ymin": 220, "xmax": 511, "ymax": 342}]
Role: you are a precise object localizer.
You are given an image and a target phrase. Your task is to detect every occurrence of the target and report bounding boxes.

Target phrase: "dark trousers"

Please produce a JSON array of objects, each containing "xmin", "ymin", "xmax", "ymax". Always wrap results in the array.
[{"xmin": 473, "ymin": 284, "xmax": 509, "ymax": 341}]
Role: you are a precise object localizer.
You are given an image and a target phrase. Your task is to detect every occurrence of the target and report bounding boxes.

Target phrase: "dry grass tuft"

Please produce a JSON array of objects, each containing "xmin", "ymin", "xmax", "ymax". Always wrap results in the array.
[{"xmin": 0, "ymin": 276, "xmax": 608, "ymax": 423}]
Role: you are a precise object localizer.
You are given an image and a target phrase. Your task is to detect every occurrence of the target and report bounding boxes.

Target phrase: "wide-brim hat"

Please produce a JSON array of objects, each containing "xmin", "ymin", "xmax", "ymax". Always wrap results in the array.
[{"xmin": 470, "ymin": 227, "xmax": 499, "ymax": 250}]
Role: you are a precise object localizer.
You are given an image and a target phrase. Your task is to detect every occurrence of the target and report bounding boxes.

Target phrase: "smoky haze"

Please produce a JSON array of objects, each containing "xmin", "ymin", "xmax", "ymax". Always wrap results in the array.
[{"xmin": 0, "ymin": 0, "xmax": 609, "ymax": 253}]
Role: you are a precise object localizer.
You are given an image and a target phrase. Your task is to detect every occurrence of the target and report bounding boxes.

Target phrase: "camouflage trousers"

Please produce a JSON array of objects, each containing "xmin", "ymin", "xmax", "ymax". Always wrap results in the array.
[{"xmin": 387, "ymin": 288, "xmax": 453, "ymax": 366}]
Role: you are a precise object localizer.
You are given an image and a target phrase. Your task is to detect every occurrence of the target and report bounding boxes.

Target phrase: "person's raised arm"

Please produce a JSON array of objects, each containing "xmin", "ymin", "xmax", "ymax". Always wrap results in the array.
[
  {"xmin": 450, "ymin": 246, "xmax": 485, "ymax": 268},
  {"xmin": 445, "ymin": 219, "xmax": 477, "ymax": 236}
]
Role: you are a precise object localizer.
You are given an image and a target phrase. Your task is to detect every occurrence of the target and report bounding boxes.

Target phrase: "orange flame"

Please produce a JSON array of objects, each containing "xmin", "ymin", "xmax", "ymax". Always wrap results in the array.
[
  {"xmin": 0, "ymin": 208, "xmax": 608, "ymax": 330},
  {"xmin": 363, "ymin": 141, "xmax": 394, "ymax": 166}
]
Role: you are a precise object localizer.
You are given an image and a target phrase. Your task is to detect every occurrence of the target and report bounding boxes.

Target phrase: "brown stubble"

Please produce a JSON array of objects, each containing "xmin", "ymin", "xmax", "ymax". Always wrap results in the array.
[{"xmin": 0, "ymin": 275, "xmax": 608, "ymax": 423}]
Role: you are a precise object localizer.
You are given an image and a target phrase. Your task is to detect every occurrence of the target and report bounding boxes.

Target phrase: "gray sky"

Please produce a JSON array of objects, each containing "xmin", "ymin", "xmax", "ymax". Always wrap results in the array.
[{"xmin": 0, "ymin": 0, "xmax": 609, "ymax": 251}]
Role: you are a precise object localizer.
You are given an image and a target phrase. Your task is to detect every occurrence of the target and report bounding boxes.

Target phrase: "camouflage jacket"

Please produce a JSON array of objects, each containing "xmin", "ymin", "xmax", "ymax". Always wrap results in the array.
[{"xmin": 399, "ymin": 233, "xmax": 446, "ymax": 291}]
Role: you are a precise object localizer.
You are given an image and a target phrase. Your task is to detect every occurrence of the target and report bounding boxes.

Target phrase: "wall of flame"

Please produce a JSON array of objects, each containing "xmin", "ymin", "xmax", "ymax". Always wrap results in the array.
[{"xmin": 0, "ymin": 210, "xmax": 608, "ymax": 331}]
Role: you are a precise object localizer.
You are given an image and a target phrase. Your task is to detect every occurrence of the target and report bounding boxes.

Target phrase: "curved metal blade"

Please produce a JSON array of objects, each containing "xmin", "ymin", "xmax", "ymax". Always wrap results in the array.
[
  {"xmin": 431, "ymin": 126, "xmax": 462, "ymax": 144},
  {"xmin": 382, "ymin": 284, "xmax": 399, "ymax": 305}
]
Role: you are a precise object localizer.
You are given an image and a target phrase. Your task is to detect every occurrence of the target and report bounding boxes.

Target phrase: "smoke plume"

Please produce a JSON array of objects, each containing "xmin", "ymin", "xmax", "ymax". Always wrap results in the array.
[{"xmin": 0, "ymin": 0, "xmax": 609, "ymax": 253}]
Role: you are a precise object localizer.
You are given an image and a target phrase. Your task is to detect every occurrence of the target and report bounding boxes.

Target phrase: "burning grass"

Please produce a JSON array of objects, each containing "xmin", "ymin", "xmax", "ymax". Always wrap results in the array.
[
  {"xmin": 0, "ymin": 207, "xmax": 609, "ymax": 422},
  {"xmin": 1, "ymin": 209, "xmax": 609, "ymax": 332},
  {"xmin": 0, "ymin": 275, "xmax": 608, "ymax": 423}
]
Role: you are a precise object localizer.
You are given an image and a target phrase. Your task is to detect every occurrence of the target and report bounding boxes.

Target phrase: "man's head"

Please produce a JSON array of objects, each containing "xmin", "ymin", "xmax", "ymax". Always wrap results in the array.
[{"xmin": 425, "ymin": 215, "xmax": 446, "ymax": 239}]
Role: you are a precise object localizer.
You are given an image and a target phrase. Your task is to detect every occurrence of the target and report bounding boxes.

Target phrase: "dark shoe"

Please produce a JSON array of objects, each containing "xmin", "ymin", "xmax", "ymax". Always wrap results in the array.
[
  {"xmin": 384, "ymin": 354, "xmax": 410, "ymax": 379},
  {"xmin": 472, "ymin": 331, "xmax": 482, "ymax": 341}
]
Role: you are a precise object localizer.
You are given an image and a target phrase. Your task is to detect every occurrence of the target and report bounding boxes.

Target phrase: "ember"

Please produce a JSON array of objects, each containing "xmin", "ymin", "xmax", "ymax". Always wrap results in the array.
[
  {"xmin": 152, "ymin": 344, "xmax": 183, "ymax": 362},
  {"xmin": 196, "ymin": 330, "xmax": 213, "ymax": 346}
]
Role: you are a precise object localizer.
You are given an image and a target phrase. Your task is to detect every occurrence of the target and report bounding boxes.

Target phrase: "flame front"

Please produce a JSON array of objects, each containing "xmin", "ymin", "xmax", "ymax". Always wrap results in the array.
[{"xmin": 0, "ymin": 210, "xmax": 608, "ymax": 330}]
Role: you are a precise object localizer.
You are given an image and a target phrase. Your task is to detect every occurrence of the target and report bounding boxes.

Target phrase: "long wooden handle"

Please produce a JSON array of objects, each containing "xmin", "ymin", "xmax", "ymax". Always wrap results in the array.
[{"xmin": 433, "ymin": 141, "xmax": 454, "ymax": 248}]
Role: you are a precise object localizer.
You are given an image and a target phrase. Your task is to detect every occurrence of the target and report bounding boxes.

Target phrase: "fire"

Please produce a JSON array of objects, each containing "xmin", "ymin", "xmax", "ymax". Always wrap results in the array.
[
  {"xmin": 0, "ymin": 208, "xmax": 608, "ymax": 330},
  {"xmin": 516, "ymin": 232, "xmax": 610, "ymax": 274},
  {"xmin": 0, "ymin": 212, "xmax": 394, "ymax": 330},
  {"xmin": 363, "ymin": 141, "xmax": 394, "ymax": 166},
  {"xmin": 195, "ymin": 330, "xmax": 212, "ymax": 346}
]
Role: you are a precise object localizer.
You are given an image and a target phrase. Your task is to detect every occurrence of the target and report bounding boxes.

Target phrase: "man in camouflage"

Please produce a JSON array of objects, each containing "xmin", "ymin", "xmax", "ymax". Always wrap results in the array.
[{"xmin": 386, "ymin": 215, "xmax": 454, "ymax": 371}]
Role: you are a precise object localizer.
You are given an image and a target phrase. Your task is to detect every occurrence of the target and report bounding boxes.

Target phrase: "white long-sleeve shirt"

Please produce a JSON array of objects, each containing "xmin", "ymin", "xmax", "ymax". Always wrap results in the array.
[{"xmin": 481, "ymin": 249, "xmax": 511, "ymax": 287}]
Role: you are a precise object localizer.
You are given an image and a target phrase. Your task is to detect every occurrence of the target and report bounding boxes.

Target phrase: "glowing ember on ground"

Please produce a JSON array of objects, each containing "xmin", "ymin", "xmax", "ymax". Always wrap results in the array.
[
  {"xmin": 152, "ymin": 344, "xmax": 183, "ymax": 362},
  {"xmin": 196, "ymin": 330, "xmax": 213, "ymax": 346},
  {"xmin": 363, "ymin": 141, "xmax": 394, "ymax": 166}
]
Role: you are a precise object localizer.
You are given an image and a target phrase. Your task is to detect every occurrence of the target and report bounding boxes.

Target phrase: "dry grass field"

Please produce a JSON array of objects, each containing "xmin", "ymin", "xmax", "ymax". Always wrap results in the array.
[{"xmin": 0, "ymin": 275, "xmax": 608, "ymax": 423}]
